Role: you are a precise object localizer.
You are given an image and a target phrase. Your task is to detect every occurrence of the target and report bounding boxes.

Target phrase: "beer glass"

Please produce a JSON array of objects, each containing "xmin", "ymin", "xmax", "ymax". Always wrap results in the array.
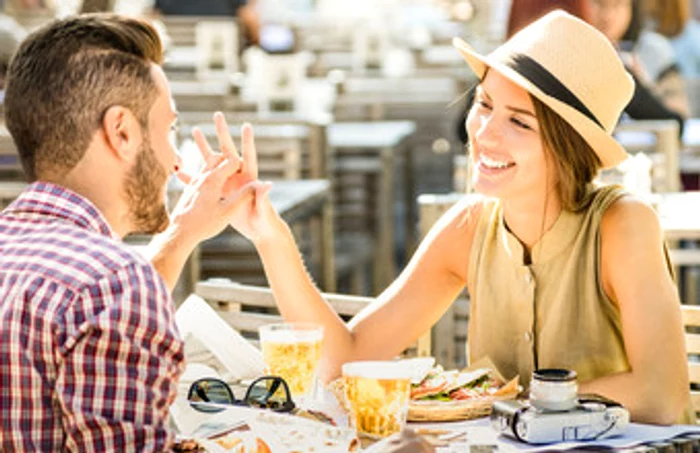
[
  {"xmin": 342, "ymin": 361, "xmax": 412, "ymax": 438},
  {"xmin": 259, "ymin": 323, "xmax": 323, "ymax": 402}
]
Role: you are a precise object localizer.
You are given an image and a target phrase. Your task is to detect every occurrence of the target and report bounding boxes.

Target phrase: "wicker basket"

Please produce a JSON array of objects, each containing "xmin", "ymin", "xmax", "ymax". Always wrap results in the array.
[{"xmin": 407, "ymin": 392, "xmax": 519, "ymax": 422}]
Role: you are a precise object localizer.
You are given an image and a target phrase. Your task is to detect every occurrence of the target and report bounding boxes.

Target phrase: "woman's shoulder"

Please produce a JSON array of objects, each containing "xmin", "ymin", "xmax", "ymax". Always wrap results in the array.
[
  {"xmin": 424, "ymin": 193, "xmax": 493, "ymax": 239},
  {"xmin": 599, "ymin": 191, "xmax": 661, "ymax": 238}
]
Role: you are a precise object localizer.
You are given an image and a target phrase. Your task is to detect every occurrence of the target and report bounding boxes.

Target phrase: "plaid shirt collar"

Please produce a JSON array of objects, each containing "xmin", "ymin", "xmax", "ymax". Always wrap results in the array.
[{"xmin": 5, "ymin": 181, "xmax": 118, "ymax": 239}]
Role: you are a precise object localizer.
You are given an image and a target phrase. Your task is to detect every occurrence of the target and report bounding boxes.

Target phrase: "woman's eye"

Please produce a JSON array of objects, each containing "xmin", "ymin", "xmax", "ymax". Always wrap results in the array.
[
  {"xmin": 476, "ymin": 100, "xmax": 492, "ymax": 110},
  {"xmin": 511, "ymin": 117, "xmax": 531, "ymax": 130}
]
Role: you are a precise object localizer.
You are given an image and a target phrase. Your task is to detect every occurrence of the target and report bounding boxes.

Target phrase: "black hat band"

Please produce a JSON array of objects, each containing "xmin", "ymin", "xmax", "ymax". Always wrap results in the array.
[{"xmin": 505, "ymin": 53, "xmax": 604, "ymax": 129}]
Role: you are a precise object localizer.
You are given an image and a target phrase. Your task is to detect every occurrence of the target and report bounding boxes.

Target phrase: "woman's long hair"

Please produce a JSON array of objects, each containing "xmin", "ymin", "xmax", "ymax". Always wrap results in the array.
[{"xmin": 530, "ymin": 95, "xmax": 602, "ymax": 212}]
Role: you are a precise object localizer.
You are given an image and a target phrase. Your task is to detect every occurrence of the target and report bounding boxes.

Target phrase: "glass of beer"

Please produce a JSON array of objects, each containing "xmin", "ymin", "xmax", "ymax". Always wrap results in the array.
[
  {"xmin": 259, "ymin": 323, "xmax": 323, "ymax": 403},
  {"xmin": 342, "ymin": 361, "xmax": 412, "ymax": 438}
]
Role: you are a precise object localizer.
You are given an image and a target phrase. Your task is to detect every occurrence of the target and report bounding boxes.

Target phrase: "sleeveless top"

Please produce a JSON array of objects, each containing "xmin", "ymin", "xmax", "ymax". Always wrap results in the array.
[{"xmin": 466, "ymin": 185, "xmax": 694, "ymax": 423}]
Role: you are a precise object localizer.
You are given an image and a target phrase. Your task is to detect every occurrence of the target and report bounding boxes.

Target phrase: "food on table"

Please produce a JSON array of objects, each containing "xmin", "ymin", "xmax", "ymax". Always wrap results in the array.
[
  {"xmin": 411, "ymin": 366, "xmax": 517, "ymax": 402},
  {"xmin": 211, "ymin": 431, "xmax": 271, "ymax": 453},
  {"xmin": 249, "ymin": 411, "xmax": 360, "ymax": 452},
  {"xmin": 172, "ymin": 438, "xmax": 206, "ymax": 452}
]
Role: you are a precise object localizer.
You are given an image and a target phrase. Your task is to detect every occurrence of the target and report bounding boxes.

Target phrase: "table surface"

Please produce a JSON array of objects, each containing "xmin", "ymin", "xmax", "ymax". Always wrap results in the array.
[
  {"xmin": 328, "ymin": 121, "xmax": 417, "ymax": 148},
  {"xmin": 616, "ymin": 118, "xmax": 700, "ymax": 151},
  {"xmin": 396, "ymin": 416, "xmax": 700, "ymax": 452},
  {"xmin": 418, "ymin": 191, "xmax": 700, "ymax": 241}
]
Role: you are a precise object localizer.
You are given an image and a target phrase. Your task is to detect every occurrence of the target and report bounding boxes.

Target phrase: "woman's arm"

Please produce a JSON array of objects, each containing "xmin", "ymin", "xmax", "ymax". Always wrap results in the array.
[
  {"xmin": 246, "ymin": 189, "xmax": 480, "ymax": 381},
  {"xmin": 579, "ymin": 196, "xmax": 688, "ymax": 424}
]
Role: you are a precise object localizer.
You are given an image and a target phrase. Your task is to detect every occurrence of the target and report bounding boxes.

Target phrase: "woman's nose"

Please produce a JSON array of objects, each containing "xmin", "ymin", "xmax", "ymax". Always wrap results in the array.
[{"xmin": 474, "ymin": 114, "xmax": 501, "ymax": 146}]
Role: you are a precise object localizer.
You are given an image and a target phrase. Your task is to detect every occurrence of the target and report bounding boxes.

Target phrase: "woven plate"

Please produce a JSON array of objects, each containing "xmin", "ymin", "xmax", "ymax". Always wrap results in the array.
[{"xmin": 407, "ymin": 391, "xmax": 519, "ymax": 422}]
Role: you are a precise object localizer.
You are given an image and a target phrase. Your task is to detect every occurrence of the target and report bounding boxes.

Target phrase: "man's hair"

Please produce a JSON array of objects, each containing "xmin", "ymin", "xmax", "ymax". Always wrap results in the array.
[
  {"xmin": 5, "ymin": 14, "xmax": 164, "ymax": 181},
  {"xmin": 531, "ymin": 95, "xmax": 602, "ymax": 212}
]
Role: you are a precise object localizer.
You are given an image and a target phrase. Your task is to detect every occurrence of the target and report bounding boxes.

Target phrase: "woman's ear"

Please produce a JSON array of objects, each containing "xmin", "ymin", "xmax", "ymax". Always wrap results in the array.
[{"xmin": 102, "ymin": 106, "xmax": 142, "ymax": 162}]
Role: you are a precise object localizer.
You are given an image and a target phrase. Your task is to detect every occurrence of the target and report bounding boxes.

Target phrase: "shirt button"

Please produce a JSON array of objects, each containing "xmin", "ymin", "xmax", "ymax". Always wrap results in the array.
[{"xmin": 524, "ymin": 331, "xmax": 533, "ymax": 343}]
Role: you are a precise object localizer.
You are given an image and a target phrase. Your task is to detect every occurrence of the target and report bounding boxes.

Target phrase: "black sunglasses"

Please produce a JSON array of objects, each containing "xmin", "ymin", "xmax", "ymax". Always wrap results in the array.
[{"xmin": 187, "ymin": 376, "xmax": 296, "ymax": 413}]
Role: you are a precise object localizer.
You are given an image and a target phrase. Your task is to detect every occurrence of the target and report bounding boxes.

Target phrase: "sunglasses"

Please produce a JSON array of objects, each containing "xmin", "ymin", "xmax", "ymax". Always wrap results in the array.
[{"xmin": 187, "ymin": 376, "xmax": 296, "ymax": 413}]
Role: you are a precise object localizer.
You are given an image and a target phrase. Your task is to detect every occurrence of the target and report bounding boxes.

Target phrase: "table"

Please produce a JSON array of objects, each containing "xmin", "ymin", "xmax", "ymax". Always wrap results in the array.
[
  {"xmin": 0, "ymin": 179, "xmax": 336, "ymax": 295},
  {"xmin": 328, "ymin": 121, "xmax": 417, "ymax": 292},
  {"xmin": 400, "ymin": 417, "xmax": 700, "ymax": 452},
  {"xmin": 335, "ymin": 76, "xmax": 460, "ymax": 121},
  {"xmin": 417, "ymin": 190, "xmax": 700, "ymax": 243}
]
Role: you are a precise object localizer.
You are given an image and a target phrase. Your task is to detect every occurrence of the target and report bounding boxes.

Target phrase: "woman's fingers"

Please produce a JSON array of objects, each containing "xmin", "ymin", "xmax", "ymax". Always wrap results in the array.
[{"xmin": 241, "ymin": 122, "xmax": 259, "ymax": 179}]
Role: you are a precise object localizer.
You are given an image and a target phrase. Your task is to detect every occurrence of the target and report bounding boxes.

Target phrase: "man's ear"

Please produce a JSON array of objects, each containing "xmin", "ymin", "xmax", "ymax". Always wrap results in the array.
[{"xmin": 102, "ymin": 106, "xmax": 142, "ymax": 162}]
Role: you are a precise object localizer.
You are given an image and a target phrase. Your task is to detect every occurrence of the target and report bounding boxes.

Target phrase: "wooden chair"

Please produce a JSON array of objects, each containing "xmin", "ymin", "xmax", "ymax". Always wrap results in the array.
[
  {"xmin": 681, "ymin": 304, "xmax": 700, "ymax": 422},
  {"xmin": 162, "ymin": 16, "xmax": 203, "ymax": 47},
  {"xmin": 194, "ymin": 277, "xmax": 431, "ymax": 357},
  {"xmin": 613, "ymin": 119, "xmax": 681, "ymax": 193}
]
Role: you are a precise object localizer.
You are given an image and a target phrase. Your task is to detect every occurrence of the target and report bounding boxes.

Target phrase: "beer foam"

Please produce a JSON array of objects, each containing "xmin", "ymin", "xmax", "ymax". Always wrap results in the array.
[
  {"xmin": 259, "ymin": 329, "xmax": 323, "ymax": 343},
  {"xmin": 342, "ymin": 361, "xmax": 414, "ymax": 379}
]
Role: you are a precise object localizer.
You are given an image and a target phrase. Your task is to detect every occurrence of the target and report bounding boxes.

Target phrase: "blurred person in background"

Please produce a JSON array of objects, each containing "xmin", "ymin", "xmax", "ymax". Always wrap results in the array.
[
  {"xmin": 506, "ymin": 0, "xmax": 592, "ymax": 37},
  {"xmin": 643, "ymin": 0, "xmax": 700, "ymax": 79},
  {"xmin": 151, "ymin": 0, "xmax": 261, "ymax": 46},
  {"xmin": 589, "ymin": 0, "xmax": 690, "ymax": 123}
]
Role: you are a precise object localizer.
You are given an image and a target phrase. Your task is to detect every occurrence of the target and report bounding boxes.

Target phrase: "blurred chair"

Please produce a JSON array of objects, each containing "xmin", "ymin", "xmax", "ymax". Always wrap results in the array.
[
  {"xmin": 680, "ymin": 304, "xmax": 700, "ymax": 421},
  {"xmin": 613, "ymin": 119, "xmax": 681, "ymax": 192},
  {"xmin": 241, "ymin": 48, "xmax": 317, "ymax": 115},
  {"xmin": 195, "ymin": 20, "xmax": 239, "ymax": 80}
]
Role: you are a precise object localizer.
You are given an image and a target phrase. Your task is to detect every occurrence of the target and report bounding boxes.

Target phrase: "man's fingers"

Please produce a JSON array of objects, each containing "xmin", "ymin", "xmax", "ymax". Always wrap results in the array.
[
  {"xmin": 192, "ymin": 127, "xmax": 221, "ymax": 170},
  {"xmin": 214, "ymin": 112, "xmax": 241, "ymax": 162},
  {"xmin": 241, "ymin": 123, "xmax": 259, "ymax": 179}
]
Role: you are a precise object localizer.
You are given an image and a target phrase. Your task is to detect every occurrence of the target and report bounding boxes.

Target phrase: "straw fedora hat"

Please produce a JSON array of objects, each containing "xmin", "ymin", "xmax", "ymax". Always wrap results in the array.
[{"xmin": 453, "ymin": 10, "xmax": 634, "ymax": 169}]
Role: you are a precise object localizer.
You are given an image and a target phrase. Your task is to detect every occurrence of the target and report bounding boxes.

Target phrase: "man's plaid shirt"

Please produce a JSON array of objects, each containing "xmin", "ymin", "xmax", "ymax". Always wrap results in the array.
[{"xmin": 0, "ymin": 182, "xmax": 185, "ymax": 451}]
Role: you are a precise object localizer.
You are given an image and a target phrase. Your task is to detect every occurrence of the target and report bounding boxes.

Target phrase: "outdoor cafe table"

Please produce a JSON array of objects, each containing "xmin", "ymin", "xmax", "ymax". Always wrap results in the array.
[
  {"xmin": 399, "ymin": 416, "xmax": 700, "ymax": 452},
  {"xmin": 328, "ymin": 120, "xmax": 417, "ymax": 291},
  {"xmin": 416, "ymin": 190, "xmax": 700, "ymax": 243}
]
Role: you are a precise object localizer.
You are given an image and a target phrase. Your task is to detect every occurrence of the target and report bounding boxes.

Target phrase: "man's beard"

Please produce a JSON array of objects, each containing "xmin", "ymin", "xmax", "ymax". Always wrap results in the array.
[{"xmin": 124, "ymin": 138, "xmax": 170, "ymax": 235}]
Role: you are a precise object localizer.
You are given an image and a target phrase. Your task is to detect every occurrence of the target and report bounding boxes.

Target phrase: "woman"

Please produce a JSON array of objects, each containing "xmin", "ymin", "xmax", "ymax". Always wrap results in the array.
[
  {"xmin": 506, "ymin": 0, "xmax": 591, "ymax": 37},
  {"xmin": 589, "ymin": 0, "xmax": 690, "ymax": 120},
  {"xmin": 644, "ymin": 0, "xmax": 700, "ymax": 79},
  {"xmin": 219, "ymin": 11, "xmax": 691, "ymax": 424}
]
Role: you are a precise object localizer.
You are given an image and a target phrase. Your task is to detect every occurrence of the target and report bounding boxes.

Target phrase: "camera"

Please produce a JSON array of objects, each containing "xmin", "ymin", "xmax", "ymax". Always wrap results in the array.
[{"xmin": 490, "ymin": 369, "xmax": 629, "ymax": 444}]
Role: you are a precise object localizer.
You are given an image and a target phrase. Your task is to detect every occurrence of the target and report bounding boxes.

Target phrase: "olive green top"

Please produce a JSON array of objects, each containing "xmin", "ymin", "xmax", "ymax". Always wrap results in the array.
[{"xmin": 466, "ymin": 185, "xmax": 694, "ymax": 423}]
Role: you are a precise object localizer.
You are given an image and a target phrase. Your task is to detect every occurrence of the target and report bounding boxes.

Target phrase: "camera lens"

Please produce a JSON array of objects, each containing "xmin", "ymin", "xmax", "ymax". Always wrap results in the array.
[{"xmin": 530, "ymin": 368, "xmax": 578, "ymax": 412}]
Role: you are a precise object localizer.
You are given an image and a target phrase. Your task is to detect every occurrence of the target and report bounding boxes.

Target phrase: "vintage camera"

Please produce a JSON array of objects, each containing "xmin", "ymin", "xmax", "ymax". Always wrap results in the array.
[{"xmin": 490, "ymin": 369, "xmax": 629, "ymax": 444}]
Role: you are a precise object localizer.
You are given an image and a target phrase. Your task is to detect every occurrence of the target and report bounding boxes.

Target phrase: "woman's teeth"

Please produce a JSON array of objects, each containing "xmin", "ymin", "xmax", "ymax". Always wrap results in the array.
[{"xmin": 481, "ymin": 155, "xmax": 514, "ymax": 169}]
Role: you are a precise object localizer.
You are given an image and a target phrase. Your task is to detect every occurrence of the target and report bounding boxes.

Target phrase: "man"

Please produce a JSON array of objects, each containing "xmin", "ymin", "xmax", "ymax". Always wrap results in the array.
[{"xmin": 1, "ymin": 14, "xmax": 261, "ymax": 451}]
